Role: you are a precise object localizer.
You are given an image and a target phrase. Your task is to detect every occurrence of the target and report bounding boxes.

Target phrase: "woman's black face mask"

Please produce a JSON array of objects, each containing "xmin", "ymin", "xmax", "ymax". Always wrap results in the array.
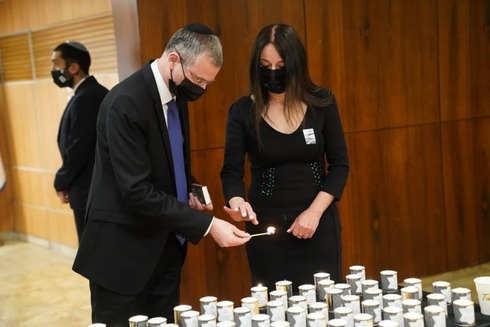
[{"xmin": 260, "ymin": 66, "xmax": 286, "ymax": 94}]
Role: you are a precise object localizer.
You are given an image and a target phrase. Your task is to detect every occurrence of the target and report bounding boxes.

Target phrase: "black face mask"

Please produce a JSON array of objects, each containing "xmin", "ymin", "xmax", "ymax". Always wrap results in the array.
[
  {"xmin": 169, "ymin": 61, "xmax": 206, "ymax": 102},
  {"xmin": 51, "ymin": 67, "xmax": 74, "ymax": 88},
  {"xmin": 260, "ymin": 66, "xmax": 286, "ymax": 94}
]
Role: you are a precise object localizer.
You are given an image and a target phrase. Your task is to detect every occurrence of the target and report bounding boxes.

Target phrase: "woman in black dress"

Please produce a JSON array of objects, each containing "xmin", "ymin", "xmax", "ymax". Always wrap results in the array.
[{"xmin": 220, "ymin": 23, "xmax": 349, "ymax": 292}]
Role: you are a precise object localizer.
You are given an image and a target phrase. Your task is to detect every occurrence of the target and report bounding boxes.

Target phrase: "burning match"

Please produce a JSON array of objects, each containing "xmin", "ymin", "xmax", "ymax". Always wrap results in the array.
[{"xmin": 250, "ymin": 226, "xmax": 276, "ymax": 238}]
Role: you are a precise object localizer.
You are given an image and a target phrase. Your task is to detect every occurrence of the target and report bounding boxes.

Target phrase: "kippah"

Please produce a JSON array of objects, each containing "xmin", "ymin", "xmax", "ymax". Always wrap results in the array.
[
  {"xmin": 183, "ymin": 23, "xmax": 215, "ymax": 35},
  {"xmin": 65, "ymin": 40, "xmax": 89, "ymax": 53}
]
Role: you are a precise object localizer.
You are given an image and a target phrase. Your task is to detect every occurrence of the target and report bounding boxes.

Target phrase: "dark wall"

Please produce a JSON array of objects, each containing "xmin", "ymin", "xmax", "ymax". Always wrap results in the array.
[{"xmin": 129, "ymin": 0, "xmax": 490, "ymax": 308}]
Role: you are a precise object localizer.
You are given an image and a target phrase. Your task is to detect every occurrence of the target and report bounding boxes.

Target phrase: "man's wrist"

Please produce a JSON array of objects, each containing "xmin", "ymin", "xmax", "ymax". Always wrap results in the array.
[{"xmin": 204, "ymin": 216, "xmax": 215, "ymax": 236}]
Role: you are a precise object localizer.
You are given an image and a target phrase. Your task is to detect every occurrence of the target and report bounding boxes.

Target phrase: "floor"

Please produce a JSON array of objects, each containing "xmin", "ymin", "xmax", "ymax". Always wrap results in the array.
[
  {"xmin": 1, "ymin": 240, "xmax": 489, "ymax": 327},
  {"xmin": 0, "ymin": 240, "xmax": 91, "ymax": 327}
]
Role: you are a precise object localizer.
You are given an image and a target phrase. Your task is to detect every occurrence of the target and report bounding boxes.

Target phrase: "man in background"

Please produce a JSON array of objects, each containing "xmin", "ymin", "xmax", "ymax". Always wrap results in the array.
[{"xmin": 51, "ymin": 41, "xmax": 109, "ymax": 242}]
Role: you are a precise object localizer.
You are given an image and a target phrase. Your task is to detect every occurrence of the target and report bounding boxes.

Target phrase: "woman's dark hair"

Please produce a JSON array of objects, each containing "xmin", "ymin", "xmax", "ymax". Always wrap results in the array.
[
  {"xmin": 249, "ymin": 24, "xmax": 330, "ymax": 138},
  {"xmin": 53, "ymin": 41, "xmax": 91, "ymax": 74}
]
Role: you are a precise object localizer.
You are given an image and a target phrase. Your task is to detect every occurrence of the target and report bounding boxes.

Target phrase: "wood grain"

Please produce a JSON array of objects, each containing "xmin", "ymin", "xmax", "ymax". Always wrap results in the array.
[
  {"xmin": 0, "ymin": 0, "xmax": 112, "ymax": 35},
  {"xmin": 441, "ymin": 118, "xmax": 490, "ymax": 269},
  {"xmin": 134, "ymin": 0, "xmax": 490, "ymax": 300},
  {"xmin": 438, "ymin": 0, "xmax": 490, "ymax": 121},
  {"xmin": 305, "ymin": 0, "xmax": 440, "ymax": 133},
  {"xmin": 182, "ymin": 147, "xmax": 251, "ymax": 307},
  {"xmin": 339, "ymin": 125, "xmax": 447, "ymax": 279}
]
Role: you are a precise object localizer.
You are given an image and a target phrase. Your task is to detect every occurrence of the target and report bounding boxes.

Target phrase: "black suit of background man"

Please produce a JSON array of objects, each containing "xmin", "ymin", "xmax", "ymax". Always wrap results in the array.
[{"xmin": 51, "ymin": 41, "xmax": 108, "ymax": 242}]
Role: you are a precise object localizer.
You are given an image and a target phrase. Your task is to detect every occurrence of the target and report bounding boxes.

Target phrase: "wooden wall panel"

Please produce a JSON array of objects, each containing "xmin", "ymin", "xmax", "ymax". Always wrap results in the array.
[
  {"xmin": 94, "ymin": 74, "xmax": 120, "ymax": 90},
  {"xmin": 0, "ymin": 0, "xmax": 112, "ymax": 35},
  {"xmin": 190, "ymin": 0, "xmax": 306, "ymax": 151},
  {"xmin": 111, "ymin": 0, "xmax": 141, "ymax": 80},
  {"xmin": 42, "ymin": 172, "xmax": 71, "ymax": 213},
  {"xmin": 0, "ymin": 85, "xmax": 14, "ymax": 232},
  {"xmin": 11, "ymin": 169, "xmax": 46, "ymax": 207},
  {"xmin": 339, "ymin": 125, "xmax": 446, "ymax": 279},
  {"xmin": 3, "ymin": 83, "xmax": 41, "ymax": 167},
  {"xmin": 0, "ymin": 200, "xmax": 14, "ymax": 231},
  {"xmin": 138, "ymin": 0, "xmax": 306, "ymax": 150},
  {"xmin": 441, "ymin": 118, "xmax": 490, "ymax": 268},
  {"xmin": 32, "ymin": 15, "xmax": 118, "ymax": 78},
  {"xmin": 35, "ymin": 81, "xmax": 69, "ymax": 170},
  {"xmin": 133, "ymin": 0, "xmax": 490, "ymax": 305},
  {"xmin": 438, "ymin": 0, "xmax": 490, "ymax": 121},
  {"xmin": 303, "ymin": 0, "xmax": 345, "ymax": 101},
  {"xmin": 13, "ymin": 204, "xmax": 49, "ymax": 239},
  {"xmin": 305, "ymin": 0, "xmax": 440, "ymax": 133},
  {"xmin": 184, "ymin": 138, "xmax": 250, "ymax": 306},
  {"xmin": 48, "ymin": 210, "xmax": 78, "ymax": 248},
  {"xmin": 0, "ymin": 34, "xmax": 33, "ymax": 81}
]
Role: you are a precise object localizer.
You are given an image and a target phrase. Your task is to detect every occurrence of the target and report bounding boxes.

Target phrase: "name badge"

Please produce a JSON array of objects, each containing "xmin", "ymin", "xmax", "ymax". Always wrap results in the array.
[{"xmin": 303, "ymin": 128, "xmax": 316, "ymax": 145}]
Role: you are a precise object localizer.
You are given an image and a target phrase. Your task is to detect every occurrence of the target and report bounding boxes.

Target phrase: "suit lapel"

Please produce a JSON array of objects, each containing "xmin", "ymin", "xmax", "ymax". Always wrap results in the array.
[
  {"xmin": 57, "ymin": 77, "xmax": 92, "ymax": 145},
  {"xmin": 56, "ymin": 94, "xmax": 76, "ymax": 147},
  {"xmin": 141, "ymin": 62, "xmax": 176, "ymax": 175}
]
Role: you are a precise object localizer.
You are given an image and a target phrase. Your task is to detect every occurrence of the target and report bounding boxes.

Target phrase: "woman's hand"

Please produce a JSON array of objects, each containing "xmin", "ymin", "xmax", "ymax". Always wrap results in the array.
[
  {"xmin": 288, "ymin": 192, "xmax": 334, "ymax": 239},
  {"xmin": 287, "ymin": 207, "xmax": 322, "ymax": 239},
  {"xmin": 224, "ymin": 197, "xmax": 259, "ymax": 225}
]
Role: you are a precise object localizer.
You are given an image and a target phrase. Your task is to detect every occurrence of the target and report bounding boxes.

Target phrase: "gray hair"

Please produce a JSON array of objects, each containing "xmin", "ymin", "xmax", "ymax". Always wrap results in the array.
[{"xmin": 164, "ymin": 27, "xmax": 223, "ymax": 66}]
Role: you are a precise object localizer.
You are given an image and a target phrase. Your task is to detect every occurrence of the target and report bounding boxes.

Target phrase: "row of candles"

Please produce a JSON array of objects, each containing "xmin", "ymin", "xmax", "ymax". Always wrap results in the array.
[{"xmin": 91, "ymin": 265, "xmax": 477, "ymax": 327}]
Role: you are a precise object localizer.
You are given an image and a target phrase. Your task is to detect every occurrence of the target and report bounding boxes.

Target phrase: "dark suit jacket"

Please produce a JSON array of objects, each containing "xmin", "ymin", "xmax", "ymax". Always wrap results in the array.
[
  {"xmin": 54, "ymin": 76, "xmax": 108, "ymax": 210},
  {"xmin": 73, "ymin": 62, "xmax": 213, "ymax": 295}
]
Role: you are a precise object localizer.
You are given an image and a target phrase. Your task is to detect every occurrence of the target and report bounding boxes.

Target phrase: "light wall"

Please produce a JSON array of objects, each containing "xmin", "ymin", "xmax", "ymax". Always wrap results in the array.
[{"xmin": 0, "ymin": 0, "xmax": 119, "ymax": 248}]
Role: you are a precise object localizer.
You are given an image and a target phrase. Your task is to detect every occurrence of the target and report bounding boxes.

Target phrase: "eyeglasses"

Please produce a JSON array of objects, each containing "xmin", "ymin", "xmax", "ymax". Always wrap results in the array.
[
  {"xmin": 175, "ymin": 50, "xmax": 214, "ymax": 87},
  {"xmin": 183, "ymin": 63, "xmax": 214, "ymax": 87}
]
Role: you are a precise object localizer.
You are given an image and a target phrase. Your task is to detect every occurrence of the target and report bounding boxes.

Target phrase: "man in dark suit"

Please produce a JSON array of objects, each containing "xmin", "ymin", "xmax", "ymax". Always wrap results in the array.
[
  {"xmin": 73, "ymin": 24, "xmax": 252, "ymax": 326},
  {"xmin": 51, "ymin": 41, "xmax": 109, "ymax": 242}
]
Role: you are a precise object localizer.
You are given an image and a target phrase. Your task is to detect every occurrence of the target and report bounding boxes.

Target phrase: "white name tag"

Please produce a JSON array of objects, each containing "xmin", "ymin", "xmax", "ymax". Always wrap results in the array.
[{"xmin": 303, "ymin": 128, "xmax": 316, "ymax": 145}]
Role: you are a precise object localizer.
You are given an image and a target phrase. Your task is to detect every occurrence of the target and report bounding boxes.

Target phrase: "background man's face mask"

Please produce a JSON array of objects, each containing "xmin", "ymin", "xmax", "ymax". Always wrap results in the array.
[{"xmin": 51, "ymin": 65, "xmax": 74, "ymax": 88}]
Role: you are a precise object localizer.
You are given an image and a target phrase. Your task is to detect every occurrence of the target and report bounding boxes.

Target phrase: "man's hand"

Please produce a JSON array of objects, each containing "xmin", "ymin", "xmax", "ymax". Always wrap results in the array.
[
  {"xmin": 189, "ymin": 192, "xmax": 213, "ymax": 211},
  {"xmin": 209, "ymin": 218, "xmax": 251, "ymax": 247},
  {"xmin": 56, "ymin": 190, "xmax": 69, "ymax": 204}
]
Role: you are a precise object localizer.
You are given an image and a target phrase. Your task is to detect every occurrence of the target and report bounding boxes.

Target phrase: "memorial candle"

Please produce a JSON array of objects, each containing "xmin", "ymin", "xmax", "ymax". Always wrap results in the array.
[{"xmin": 251, "ymin": 284, "xmax": 269, "ymax": 308}]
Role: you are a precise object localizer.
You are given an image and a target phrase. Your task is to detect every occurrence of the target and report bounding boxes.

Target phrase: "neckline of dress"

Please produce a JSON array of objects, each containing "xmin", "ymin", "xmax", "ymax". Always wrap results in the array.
[{"xmin": 261, "ymin": 107, "xmax": 309, "ymax": 136}]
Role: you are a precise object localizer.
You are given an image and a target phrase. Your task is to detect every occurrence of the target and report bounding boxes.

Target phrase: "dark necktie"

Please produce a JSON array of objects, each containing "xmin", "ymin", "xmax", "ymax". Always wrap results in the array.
[
  {"xmin": 167, "ymin": 99, "xmax": 187, "ymax": 244},
  {"xmin": 167, "ymin": 99, "xmax": 188, "ymax": 201}
]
